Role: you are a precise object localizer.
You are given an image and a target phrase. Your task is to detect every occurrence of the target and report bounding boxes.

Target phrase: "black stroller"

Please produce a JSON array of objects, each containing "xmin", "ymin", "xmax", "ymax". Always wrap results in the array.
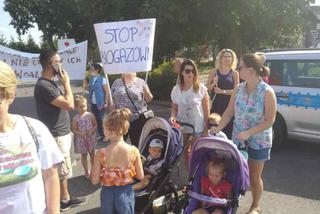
[{"xmin": 135, "ymin": 117, "xmax": 185, "ymax": 214}]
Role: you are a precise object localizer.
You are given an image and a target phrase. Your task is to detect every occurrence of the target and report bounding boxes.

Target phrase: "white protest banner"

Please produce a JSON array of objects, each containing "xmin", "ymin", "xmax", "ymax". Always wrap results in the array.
[
  {"xmin": 0, "ymin": 41, "xmax": 88, "ymax": 81},
  {"xmin": 94, "ymin": 18, "xmax": 156, "ymax": 74},
  {"xmin": 58, "ymin": 38, "xmax": 76, "ymax": 50}
]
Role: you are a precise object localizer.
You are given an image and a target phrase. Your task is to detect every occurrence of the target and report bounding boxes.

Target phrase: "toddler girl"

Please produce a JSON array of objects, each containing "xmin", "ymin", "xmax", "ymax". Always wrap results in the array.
[
  {"xmin": 192, "ymin": 158, "xmax": 232, "ymax": 214},
  {"xmin": 72, "ymin": 95, "xmax": 97, "ymax": 179},
  {"xmin": 91, "ymin": 108, "xmax": 144, "ymax": 214}
]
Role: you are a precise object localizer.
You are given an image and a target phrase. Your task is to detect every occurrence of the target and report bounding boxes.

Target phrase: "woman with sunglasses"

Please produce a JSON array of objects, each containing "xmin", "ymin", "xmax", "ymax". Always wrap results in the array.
[
  {"xmin": 169, "ymin": 59, "xmax": 209, "ymax": 168},
  {"xmin": 83, "ymin": 63, "xmax": 111, "ymax": 140},
  {"xmin": 206, "ymin": 49, "xmax": 239, "ymax": 139},
  {"xmin": 212, "ymin": 54, "xmax": 276, "ymax": 214}
]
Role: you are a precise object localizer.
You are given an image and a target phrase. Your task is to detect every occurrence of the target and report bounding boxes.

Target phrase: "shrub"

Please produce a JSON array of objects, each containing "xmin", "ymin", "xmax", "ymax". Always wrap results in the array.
[{"xmin": 148, "ymin": 61, "xmax": 177, "ymax": 101}]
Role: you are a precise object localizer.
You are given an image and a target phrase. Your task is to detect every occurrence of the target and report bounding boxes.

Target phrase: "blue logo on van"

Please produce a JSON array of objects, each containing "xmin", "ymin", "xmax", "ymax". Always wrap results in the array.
[{"xmin": 276, "ymin": 92, "xmax": 320, "ymax": 110}]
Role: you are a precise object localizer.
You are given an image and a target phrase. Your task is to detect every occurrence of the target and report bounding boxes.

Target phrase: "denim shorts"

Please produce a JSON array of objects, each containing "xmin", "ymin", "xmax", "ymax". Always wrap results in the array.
[
  {"xmin": 247, "ymin": 146, "xmax": 271, "ymax": 161},
  {"xmin": 100, "ymin": 185, "xmax": 134, "ymax": 214}
]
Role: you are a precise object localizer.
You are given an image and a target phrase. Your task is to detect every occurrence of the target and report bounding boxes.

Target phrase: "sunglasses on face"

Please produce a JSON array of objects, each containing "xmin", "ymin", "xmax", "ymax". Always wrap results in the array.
[
  {"xmin": 184, "ymin": 68, "xmax": 195, "ymax": 74},
  {"xmin": 209, "ymin": 123, "xmax": 218, "ymax": 129}
]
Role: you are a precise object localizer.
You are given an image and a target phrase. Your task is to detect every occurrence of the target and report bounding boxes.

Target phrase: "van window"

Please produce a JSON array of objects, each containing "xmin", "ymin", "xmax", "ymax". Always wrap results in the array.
[{"xmin": 266, "ymin": 60, "xmax": 320, "ymax": 88}]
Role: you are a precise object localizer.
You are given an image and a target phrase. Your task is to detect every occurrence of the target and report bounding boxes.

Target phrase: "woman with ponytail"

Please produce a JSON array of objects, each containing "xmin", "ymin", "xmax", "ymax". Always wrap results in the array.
[
  {"xmin": 212, "ymin": 54, "xmax": 277, "ymax": 214},
  {"xmin": 91, "ymin": 108, "xmax": 144, "ymax": 214}
]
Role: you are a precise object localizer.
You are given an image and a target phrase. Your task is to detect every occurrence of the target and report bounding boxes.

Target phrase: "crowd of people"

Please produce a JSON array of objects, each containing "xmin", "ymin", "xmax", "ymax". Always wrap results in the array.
[{"xmin": 0, "ymin": 48, "xmax": 276, "ymax": 214}]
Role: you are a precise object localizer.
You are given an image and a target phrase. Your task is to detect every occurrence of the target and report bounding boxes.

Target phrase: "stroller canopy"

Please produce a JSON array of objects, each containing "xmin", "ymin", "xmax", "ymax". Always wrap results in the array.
[
  {"xmin": 189, "ymin": 136, "xmax": 250, "ymax": 192},
  {"xmin": 138, "ymin": 117, "xmax": 183, "ymax": 166}
]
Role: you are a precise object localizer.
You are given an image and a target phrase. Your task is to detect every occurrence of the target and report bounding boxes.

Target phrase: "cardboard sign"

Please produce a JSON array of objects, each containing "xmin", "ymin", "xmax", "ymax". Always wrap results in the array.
[
  {"xmin": 0, "ymin": 41, "xmax": 88, "ymax": 81},
  {"xmin": 57, "ymin": 39, "xmax": 76, "ymax": 50},
  {"xmin": 94, "ymin": 18, "xmax": 156, "ymax": 74}
]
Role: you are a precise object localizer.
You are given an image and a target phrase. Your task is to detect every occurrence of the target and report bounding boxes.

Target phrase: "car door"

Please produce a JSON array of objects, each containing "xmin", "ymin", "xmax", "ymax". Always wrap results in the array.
[{"xmin": 268, "ymin": 60, "xmax": 320, "ymax": 140}]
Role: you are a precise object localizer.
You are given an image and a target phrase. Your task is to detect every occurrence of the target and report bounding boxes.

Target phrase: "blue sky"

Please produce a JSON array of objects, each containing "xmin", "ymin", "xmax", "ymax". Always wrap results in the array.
[{"xmin": 0, "ymin": 0, "xmax": 42, "ymax": 45}]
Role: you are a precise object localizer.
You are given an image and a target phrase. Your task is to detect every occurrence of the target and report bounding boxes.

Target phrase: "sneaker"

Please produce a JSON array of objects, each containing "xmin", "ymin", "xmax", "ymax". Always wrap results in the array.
[{"xmin": 60, "ymin": 197, "xmax": 87, "ymax": 212}]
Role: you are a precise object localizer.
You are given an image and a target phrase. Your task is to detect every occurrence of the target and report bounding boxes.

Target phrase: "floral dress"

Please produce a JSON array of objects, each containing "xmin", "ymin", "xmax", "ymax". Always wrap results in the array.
[
  {"xmin": 74, "ymin": 113, "xmax": 96, "ymax": 154},
  {"xmin": 233, "ymin": 80, "xmax": 274, "ymax": 149}
]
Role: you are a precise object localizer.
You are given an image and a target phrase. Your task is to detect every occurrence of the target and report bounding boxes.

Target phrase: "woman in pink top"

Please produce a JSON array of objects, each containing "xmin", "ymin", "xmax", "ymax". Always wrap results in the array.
[{"xmin": 91, "ymin": 108, "xmax": 144, "ymax": 214}]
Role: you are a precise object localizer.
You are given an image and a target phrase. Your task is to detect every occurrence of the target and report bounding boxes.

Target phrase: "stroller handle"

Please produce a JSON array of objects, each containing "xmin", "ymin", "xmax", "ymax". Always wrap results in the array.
[{"xmin": 174, "ymin": 121, "xmax": 196, "ymax": 135}]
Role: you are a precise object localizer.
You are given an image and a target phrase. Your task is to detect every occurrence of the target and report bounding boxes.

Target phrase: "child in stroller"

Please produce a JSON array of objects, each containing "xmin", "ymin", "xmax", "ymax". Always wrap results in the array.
[
  {"xmin": 192, "ymin": 158, "xmax": 232, "ymax": 214},
  {"xmin": 183, "ymin": 137, "xmax": 249, "ymax": 214},
  {"xmin": 133, "ymin": 139, "xmax": 165, "ymax": 190}
]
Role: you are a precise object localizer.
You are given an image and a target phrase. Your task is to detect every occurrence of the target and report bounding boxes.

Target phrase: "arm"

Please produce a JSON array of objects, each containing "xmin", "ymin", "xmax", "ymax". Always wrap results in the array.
[
  {"xmin": 103, "ymin": 83, "xmax": 111, "ymax": 108},
  {"xmin": 83, "ymin": 79, "xmax": 89, "ymax": 90},
  {"xmin": 169, "ymin": 102, "xmax": 178, "ymax": 123},
  {"xmin": 42, "ymin": 165, "xmax": 60, "ymax": 214},
  {"xmin": 202, "ymin": 91, "xmax": 210, "ymax": 136},
  {"xmin": 71, "ymin": 117, "xmax": 84, "ymax": 137},
  {"xmin": 206, "ymin": 70, "xmax": 216, "ymax": 91},
  {"xmin": 91, "ymin": 150, "xmax": 102, "ymax": 185},
  {"xmin": 51, "ymin": 70, "xmax": 74, "ymax": 110},
  {"xmin": 212, "ymin": 86, "xmax": 238, "ymax": 134},
  {"xmin": 143, "ymin": 83, "xmax": 153, "ymax": 102},
  {"xmin": 134, "ymin": 148, "xmax": 144, "ymax": 180},
  {"xmin": 237, "ymin": 89, "xmax": 277, "ymax": 141}
]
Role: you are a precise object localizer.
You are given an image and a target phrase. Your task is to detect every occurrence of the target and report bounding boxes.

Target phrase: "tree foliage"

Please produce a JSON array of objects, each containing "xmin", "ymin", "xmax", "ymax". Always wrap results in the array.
[{"xmin": 4, "ymin": 0, "xmax": 315, "ymax": 60}]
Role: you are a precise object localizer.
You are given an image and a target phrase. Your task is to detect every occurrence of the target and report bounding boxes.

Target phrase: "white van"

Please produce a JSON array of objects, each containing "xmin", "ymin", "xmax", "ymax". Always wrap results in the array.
[{"xmin": 264, "ymin": 49, "xmax": 320, "ymax": 146}]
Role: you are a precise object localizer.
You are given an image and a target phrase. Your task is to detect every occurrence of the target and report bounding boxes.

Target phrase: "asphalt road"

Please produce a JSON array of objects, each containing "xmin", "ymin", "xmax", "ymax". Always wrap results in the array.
[{"xmin": 10, "ymin": 84, "xmax": 320, "ymax": 214}]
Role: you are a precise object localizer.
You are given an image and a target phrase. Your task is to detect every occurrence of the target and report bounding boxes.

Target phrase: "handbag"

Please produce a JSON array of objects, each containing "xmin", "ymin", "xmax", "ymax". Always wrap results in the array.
[{"xmin": 122, "ymin": 78, "xmax": 154, "ymax": 125}]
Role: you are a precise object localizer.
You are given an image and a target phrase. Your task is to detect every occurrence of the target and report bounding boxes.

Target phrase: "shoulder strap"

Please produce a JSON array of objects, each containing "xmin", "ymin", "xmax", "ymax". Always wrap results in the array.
[
  {"xmin": 22, "ymin": 116, "xmax": 39, "ymax": 153},
  {"xmin": 122, "ymin": 78, "xmax": 141, "ymax": 114}
]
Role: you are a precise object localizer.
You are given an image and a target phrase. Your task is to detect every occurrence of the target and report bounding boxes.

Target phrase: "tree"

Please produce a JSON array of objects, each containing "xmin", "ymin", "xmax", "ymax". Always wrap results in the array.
[
  {"xmin": 4, "ymin": 0, "xmax": 315, "ymax": 62},
  {"xmin": 0, "ymin": 34, "xmax": 7, "ymax": 46}
]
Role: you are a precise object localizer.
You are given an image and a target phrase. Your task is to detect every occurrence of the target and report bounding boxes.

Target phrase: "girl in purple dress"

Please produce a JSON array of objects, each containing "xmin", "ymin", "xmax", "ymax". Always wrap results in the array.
[{"xmin": 72, "ymin": 95, "xmax": 97, "ymax": 179}]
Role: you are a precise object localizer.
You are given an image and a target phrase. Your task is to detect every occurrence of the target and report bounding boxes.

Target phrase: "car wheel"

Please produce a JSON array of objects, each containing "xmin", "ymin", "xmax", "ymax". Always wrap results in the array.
[{"xmin": 272, "ymin": 114, "xmax": 287, "ymax": 148}]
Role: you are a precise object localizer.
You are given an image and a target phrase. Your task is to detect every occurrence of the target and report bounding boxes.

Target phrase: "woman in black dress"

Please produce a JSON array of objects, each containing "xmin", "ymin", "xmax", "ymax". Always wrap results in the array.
[{"xmin": 207, "ymin": 49, "xmax": 239, "ymax": 138}]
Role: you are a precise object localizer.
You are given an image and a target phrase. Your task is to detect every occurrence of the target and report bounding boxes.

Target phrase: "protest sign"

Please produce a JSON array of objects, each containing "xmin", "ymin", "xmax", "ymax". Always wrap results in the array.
[
  {"xmin": 58, "ymin": 38, "xmax": 76, "ymax": 50},
  {"xmin": 94, "ymin": 18, "xmax": 156, "ymax": 74},
  {"xmin": 0, "ymin": 41, "xmax": 88, "ymax": 81}
]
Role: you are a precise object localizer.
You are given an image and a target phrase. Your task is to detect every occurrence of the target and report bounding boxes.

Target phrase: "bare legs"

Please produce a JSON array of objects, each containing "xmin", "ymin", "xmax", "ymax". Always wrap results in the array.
[
  {"xmin": 60, "ymin": 178, "xmax": 70, "ymax": 200},
  {"xmin": 81, "ymin": 151, "xmax": 95, "ymax": 178},
  {"xmin": 247, "ymin": 159, "xmax": 265, "ymax": 213}
]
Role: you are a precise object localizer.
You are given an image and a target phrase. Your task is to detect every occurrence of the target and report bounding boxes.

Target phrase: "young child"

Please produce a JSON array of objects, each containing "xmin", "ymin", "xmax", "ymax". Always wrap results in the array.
[
  {"xmin": 72, "ymin": 95, "xmax": 97, "ymax": 179},
  {"xmin": 91, "ymin": 108, "xmax": 144, "ymax": 214},
  {"xmin": 208, "ymin": 113, "xmax": 228, "ymax": 139},
  {"xmin": 192, "ymin": 158, "xmax": 232, "ymax": 214},
  {"xmin": 133, "ymin": 138, "xmax": 165, "ymax": 190}
]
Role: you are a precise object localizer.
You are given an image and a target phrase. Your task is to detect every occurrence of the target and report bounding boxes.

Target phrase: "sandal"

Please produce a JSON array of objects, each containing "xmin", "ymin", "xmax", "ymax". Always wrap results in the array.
[{"xmin": 246, "ymin": 208, "xmax": 262, "ymax": 214}]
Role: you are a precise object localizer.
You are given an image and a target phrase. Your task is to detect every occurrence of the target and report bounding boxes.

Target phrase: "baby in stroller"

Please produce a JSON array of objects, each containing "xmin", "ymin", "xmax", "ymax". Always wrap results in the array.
[
  {"xmin": 192, "ymin": 158, "xmax": 232, "ymax": 214},
  {"xmin": 133, "ymin": 138, "xmax": 165, "ymax": 190}
]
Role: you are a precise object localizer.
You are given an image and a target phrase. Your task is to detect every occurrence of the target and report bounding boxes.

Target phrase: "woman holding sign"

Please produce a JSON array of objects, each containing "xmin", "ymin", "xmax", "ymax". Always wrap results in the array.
[{"xmin": 111, "ymin": 72, "xmax": 153, "ymax": 147}]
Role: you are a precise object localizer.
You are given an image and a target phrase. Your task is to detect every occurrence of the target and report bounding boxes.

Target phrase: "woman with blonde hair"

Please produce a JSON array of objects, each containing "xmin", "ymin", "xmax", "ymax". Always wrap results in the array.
[
  {"xmin": 207, "ymin": 48, "xmax": 239, "ymax": 138},
  {"xmin": 170, "ymin": 59, "xmax": 209, "ymax": 168},
  {"xmin": 0, "ymin": 61, "xmax": 63, "ymax": 213}
]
